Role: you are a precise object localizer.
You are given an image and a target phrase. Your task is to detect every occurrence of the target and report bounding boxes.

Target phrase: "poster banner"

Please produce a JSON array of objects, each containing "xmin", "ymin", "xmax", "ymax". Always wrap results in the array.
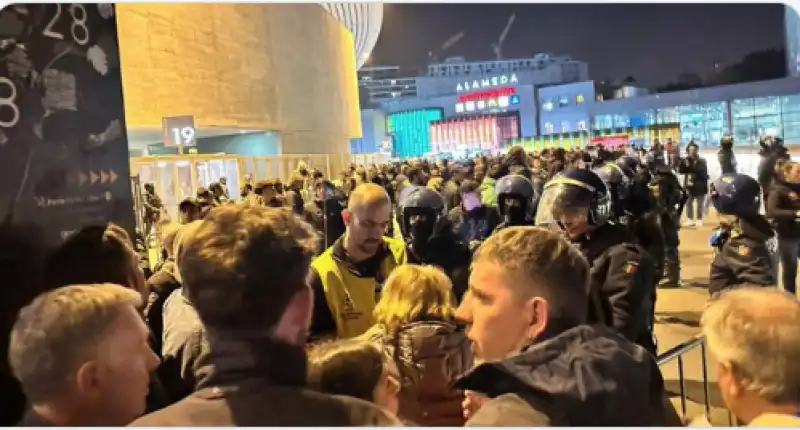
[{"xmin": 0, "ymin": 4, "xmax": 134, "ymax": 248}]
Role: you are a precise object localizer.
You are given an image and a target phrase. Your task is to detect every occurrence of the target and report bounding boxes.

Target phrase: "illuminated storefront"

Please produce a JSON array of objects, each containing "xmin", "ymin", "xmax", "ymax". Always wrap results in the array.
[
  {"xmin": 386, "ymin": 109, "xmax": 444, "ymax": 159},
  {"xmin": 430, "ymin": 113, "xmax": 520, "ymax": 156}
]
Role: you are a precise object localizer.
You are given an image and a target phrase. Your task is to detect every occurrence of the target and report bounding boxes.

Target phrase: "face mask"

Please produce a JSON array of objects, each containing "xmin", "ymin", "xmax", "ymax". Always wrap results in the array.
[{"xmin": 463, "ymin": 193, "xmax": 481, "ymax": 211}]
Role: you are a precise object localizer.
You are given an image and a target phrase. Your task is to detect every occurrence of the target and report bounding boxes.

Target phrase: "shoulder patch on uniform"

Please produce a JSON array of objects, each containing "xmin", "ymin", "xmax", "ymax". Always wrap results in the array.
[
  {"xmin": 738, "ymin": 245, "xmax": 751, "ymax": 257},
  {"xmin": 623, "ymin": 261, "xmax": 639, "ymax": 275}
]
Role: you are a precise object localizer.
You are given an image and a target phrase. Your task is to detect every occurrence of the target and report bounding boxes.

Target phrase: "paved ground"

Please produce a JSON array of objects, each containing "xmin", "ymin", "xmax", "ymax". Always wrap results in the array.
[{"xmin": 656, "ymin": 217, "xmax": 735, "ymax": 425}]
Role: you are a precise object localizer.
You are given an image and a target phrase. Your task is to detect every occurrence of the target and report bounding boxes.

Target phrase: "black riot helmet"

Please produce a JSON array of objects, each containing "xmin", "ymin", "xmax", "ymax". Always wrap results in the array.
[
  {"xmin": 615, "ymin": 155, "xmax": 639, "ymax": 180},
  {"xmin": 710, "ymin": 173, "xmax": 762, "ymax": 218},
  {"xmin": 397, "ymin": 186, "xmax": 449, "ymax": 252},
  {"xmin": 495, "ymin": 174, "xmax": 537, "ymax": 224},
  {"xmin": 594, "ymin": 162, "xmax": 631, "ymax": 221},
  {"xmin": 535, "ymin": 168, "xmax": 612, "ymax": 230}
]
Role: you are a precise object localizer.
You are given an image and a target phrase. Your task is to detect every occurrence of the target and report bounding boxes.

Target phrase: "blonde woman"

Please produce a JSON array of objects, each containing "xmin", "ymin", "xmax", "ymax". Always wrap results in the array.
[{"xmin": 362, "ymin": 265, "xmax": 472, "ymax": 426}]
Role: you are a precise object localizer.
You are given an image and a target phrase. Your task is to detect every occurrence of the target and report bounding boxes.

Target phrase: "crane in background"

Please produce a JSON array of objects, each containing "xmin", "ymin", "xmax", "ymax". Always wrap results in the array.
[
  {"xmin": 427, "ymin": 31, "xmax": 465, "ymax": 64},
  {"xmin": 491, "ymin": 14, "xmax": 516, "ymax": 61}
]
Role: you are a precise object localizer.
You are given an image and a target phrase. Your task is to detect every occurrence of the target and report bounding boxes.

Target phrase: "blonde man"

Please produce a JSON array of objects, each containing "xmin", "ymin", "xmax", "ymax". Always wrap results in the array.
[
  {"xmin": 363, "ymin": 264, "xmax": 472, "ymax": 426},
  {"xmin": 10, "ymin": 284, "xmax": 160, "ymax": 426},
  {"xmin": 455, "ymin": 226, "xmax": 681, "ymax": 426},
  {"xmin": 701, "ymin": 287, "xmax": 800, "ymax": 426}
]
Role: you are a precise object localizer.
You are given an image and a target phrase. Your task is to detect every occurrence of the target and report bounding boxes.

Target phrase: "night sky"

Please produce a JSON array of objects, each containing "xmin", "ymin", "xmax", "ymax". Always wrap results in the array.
[{"xmin": 370, "ymin": 3, "xmax": 786, "ymax": 87}]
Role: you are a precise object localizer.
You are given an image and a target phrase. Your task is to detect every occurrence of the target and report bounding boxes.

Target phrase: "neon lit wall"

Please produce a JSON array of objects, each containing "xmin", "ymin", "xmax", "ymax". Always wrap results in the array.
[
  {"xmin": 430, "ymin": 114, "xmax": 520, "ymax": 155},
  {"xmin": 386, "ymin": 109, "xmax": 444, "ymax": 158}
]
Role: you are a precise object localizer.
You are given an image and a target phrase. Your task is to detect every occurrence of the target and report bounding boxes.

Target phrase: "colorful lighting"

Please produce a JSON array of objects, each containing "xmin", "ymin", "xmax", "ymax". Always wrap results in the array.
[{"xmin": 387, "ymin": 109, "xmax": 443, "ymax": 159}]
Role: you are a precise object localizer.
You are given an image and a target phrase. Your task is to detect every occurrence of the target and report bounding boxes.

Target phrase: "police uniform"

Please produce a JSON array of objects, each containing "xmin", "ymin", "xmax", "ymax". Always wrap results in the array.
[
  {"xmin": 536, "ymin": 169, "xmax": 657, "ymax": 354},
  {"xmin": 649, "ymin": 167, "xmax": 688, "ymax": 287},
  {"xmin": 709, "ymin": 174, "xmax": 776, "ymax": 295},
  {"xmin": 709, "ymin": 216, "xmax": 775, "ymax": 295},
  {"xmin": 398, "ymin": 186, "xmax": 472, "ymax": 301},
  {"xmin": 308, "ymin": 236, "xmax": 407, "ymax": 340}
]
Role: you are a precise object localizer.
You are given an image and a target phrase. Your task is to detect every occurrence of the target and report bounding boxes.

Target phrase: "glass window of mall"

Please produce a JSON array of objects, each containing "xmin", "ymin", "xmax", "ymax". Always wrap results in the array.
[{"xmin": 731, "ymin": 95, "xmax": 800, "ymax": 146}]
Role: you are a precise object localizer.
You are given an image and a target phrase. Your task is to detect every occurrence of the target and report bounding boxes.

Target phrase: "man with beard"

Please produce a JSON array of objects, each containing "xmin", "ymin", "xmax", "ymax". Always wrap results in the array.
[
  {"xmin": 130, "ymin": 205, "xmax": 402, "ymax": 426},
  {"xmin": 397, "ymin": 186, "xmax": 471, "ymax": 301},
  {"xmin": 455, "ymin": 227, "xmax": 680, "ymax": 426},
  {"xmin": 535, "ymin": 168, "xmax": 657, "ymax": 353},
  {"xmin": 308, "ymin": 184, "xmax": 408, "ymax": 340},
  {"xmin": 493, "ymin": 174, "xmax": 538, "ymax": 232}
]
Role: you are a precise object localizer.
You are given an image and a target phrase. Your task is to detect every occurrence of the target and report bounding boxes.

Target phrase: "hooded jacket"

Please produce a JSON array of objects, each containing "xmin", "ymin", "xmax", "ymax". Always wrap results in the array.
[
  {"xmin": 363, "ymin": 321, "xmax": 473, "ymax": 426},
  {"xmin": 456, "ymin": 325, "xmax": 680, "ymax": 427}
]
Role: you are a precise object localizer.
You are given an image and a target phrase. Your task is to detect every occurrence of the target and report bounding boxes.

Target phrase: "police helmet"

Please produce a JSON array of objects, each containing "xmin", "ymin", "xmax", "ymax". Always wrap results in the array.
[
  {"xmin": 397, "ymin": 186, "xmax": 448, "ymax": 239},
  {"xmin": 615, "ymin": 156, "xmax": 638, "ymax": 180},
  {"xmin": 709, "ymin": 173, "xmax": 761, "ymax": 218},
  {"xmin": 495, "ymin": 174, "xmax": 537, "ymax": 217},
  {"xmin": 594, "ymin": 162, "xmax": 632, "ymax": 202},
  {"xmin": 535, "ymin": 168, "xmax": 612, "ymax": 228}
]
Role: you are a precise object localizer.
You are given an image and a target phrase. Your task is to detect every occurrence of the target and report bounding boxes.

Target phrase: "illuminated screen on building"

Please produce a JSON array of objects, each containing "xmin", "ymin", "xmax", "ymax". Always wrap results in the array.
[
  {"xmin": 455, "ymin": 87, "xmax": 520, "ymax": 114},
  {"xmin": 386, "ymin": 109, "xmax": 444, "ymax": 158},
  {"xmin": 430, "ymin": 114, "xmax": 520, "ymax": 155}
]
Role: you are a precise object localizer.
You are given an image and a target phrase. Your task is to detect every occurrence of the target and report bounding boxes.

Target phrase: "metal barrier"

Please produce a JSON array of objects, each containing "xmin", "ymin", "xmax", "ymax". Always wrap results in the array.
[{"xmin": 656, "ymin": 335, "xmax": 736, "ymax": 426}]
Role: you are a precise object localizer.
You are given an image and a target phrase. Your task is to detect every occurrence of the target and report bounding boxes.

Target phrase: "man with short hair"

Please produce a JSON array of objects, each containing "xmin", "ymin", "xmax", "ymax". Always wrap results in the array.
[
  {"xmin": 309, "ymin": 183, "xmax": 407, "ymax": 340},
  {"xmin": 455, "ymin": 226, "xmax": 680, "ymax": 426},
  {"xmin": 11, "ymin": 284, "xmax": 160, "ymax": 426},
  {"xmin": 131, "ymin": 205, "xmax": 401, "ymax": 426},
  {"xmin": 701, "ymin": 287, "xmax": 800, "ymax": 427}
]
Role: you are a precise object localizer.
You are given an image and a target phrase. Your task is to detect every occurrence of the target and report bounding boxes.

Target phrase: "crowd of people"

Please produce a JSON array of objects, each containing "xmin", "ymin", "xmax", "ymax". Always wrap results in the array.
[{"xmin": 2, "ymin": 136, "xmax": 800, "ymax": 427}]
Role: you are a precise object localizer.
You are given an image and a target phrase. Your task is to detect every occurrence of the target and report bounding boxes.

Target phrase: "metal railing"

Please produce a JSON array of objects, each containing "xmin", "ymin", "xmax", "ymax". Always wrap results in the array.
[{"xmin": 656, "ymin": 335, "xmax": 736, "ymax": 426}]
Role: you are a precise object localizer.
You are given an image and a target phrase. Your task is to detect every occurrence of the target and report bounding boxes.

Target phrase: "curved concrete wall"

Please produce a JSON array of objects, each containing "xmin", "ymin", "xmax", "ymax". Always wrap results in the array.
[{"xmin": 116, "ymin": 3, "xmax": 361, "ymax": 164}]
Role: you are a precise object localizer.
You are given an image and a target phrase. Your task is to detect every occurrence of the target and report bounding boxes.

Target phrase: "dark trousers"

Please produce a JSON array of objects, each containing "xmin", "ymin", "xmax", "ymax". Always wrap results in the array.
[{"xmin": 778, "ymin": 237, "xmax": 800, "ymax": 295}]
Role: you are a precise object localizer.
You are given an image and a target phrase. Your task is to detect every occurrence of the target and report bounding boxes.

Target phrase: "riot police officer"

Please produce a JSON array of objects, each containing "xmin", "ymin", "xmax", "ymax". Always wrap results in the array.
[
  {"xmin": 650, "ymin": 164, "xmax": 688, "ymax": 288},
  {"xmin": 536, "ymin": 168, "xmax": 657, "ymax": 354},
  {"xmin": 398, "ymin": 186, "xmax": 471, "ymax": 301},
  {"xmin": 493, "ymin": 174, "xmax": 538, "ymax": 232},
  {"xmin": 709, "ymin": 174, "xmax": 776, "ymax": 296},
  {"xmin": 612, "ymin": 156, "xmax": 666, "ymax": 285}
]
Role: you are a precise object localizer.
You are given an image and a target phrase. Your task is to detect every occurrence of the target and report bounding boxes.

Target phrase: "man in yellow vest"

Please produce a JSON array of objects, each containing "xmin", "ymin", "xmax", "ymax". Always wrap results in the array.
[{"xmin": 309, "ymin": 183, "xmax": 407, "ymax": 340}]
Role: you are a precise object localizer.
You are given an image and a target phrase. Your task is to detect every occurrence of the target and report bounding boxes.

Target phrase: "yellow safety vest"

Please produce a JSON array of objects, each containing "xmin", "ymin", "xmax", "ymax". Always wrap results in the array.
[{"xmin": 311, "ymin": 237, "xmax": 407, "ymax": 339}]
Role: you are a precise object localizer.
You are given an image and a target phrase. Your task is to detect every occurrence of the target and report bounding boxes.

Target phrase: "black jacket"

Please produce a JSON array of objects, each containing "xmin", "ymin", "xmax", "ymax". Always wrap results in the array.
[
  {"xmin": 709, "ymin": 215, "xmax": 775, "ymax": 295},
  {"xmin": 448, "ymin": 205, "xmax": 501, "ymax": 246},
  {"xmin": 456, "ymin": 325, "xmax": 680, "ymax": 427},
  {"xmin": 130, "ymin": 337, "xmax": 402, "ymax": 426},
  {"xmin": 766, "ymin": 180, "xmax": 800, "ymax": 239},
  {"xmin": 758, "ymin": 149, "xmax": 791, "ymax": 192},
  {"xmin": 678, "ymin": 156, "xmax": 709, "ymax": 197},
  {"xmin": 624, "ymin": 211, "xmax": 666, "ymax": 285},
  {"xmin": 408, "ymin": 233, "xmax": 472, "ymax": 302},
  {"xmin": 574, "ymin": 223, "xmax": 656, "ymax": 352}
]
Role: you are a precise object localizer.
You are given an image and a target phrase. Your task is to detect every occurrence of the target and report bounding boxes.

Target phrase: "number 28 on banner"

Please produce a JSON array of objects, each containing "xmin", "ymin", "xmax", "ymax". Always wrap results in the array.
[{"xmin": 42, "ymin": 4, "xmax": 91, "ymax": 46}]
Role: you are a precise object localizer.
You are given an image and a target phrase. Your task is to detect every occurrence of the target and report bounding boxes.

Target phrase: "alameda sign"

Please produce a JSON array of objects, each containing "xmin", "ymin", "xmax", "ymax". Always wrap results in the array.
[{"xmin": 456, "ymin": 73, "xmax": 519, "ymax": 93}]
